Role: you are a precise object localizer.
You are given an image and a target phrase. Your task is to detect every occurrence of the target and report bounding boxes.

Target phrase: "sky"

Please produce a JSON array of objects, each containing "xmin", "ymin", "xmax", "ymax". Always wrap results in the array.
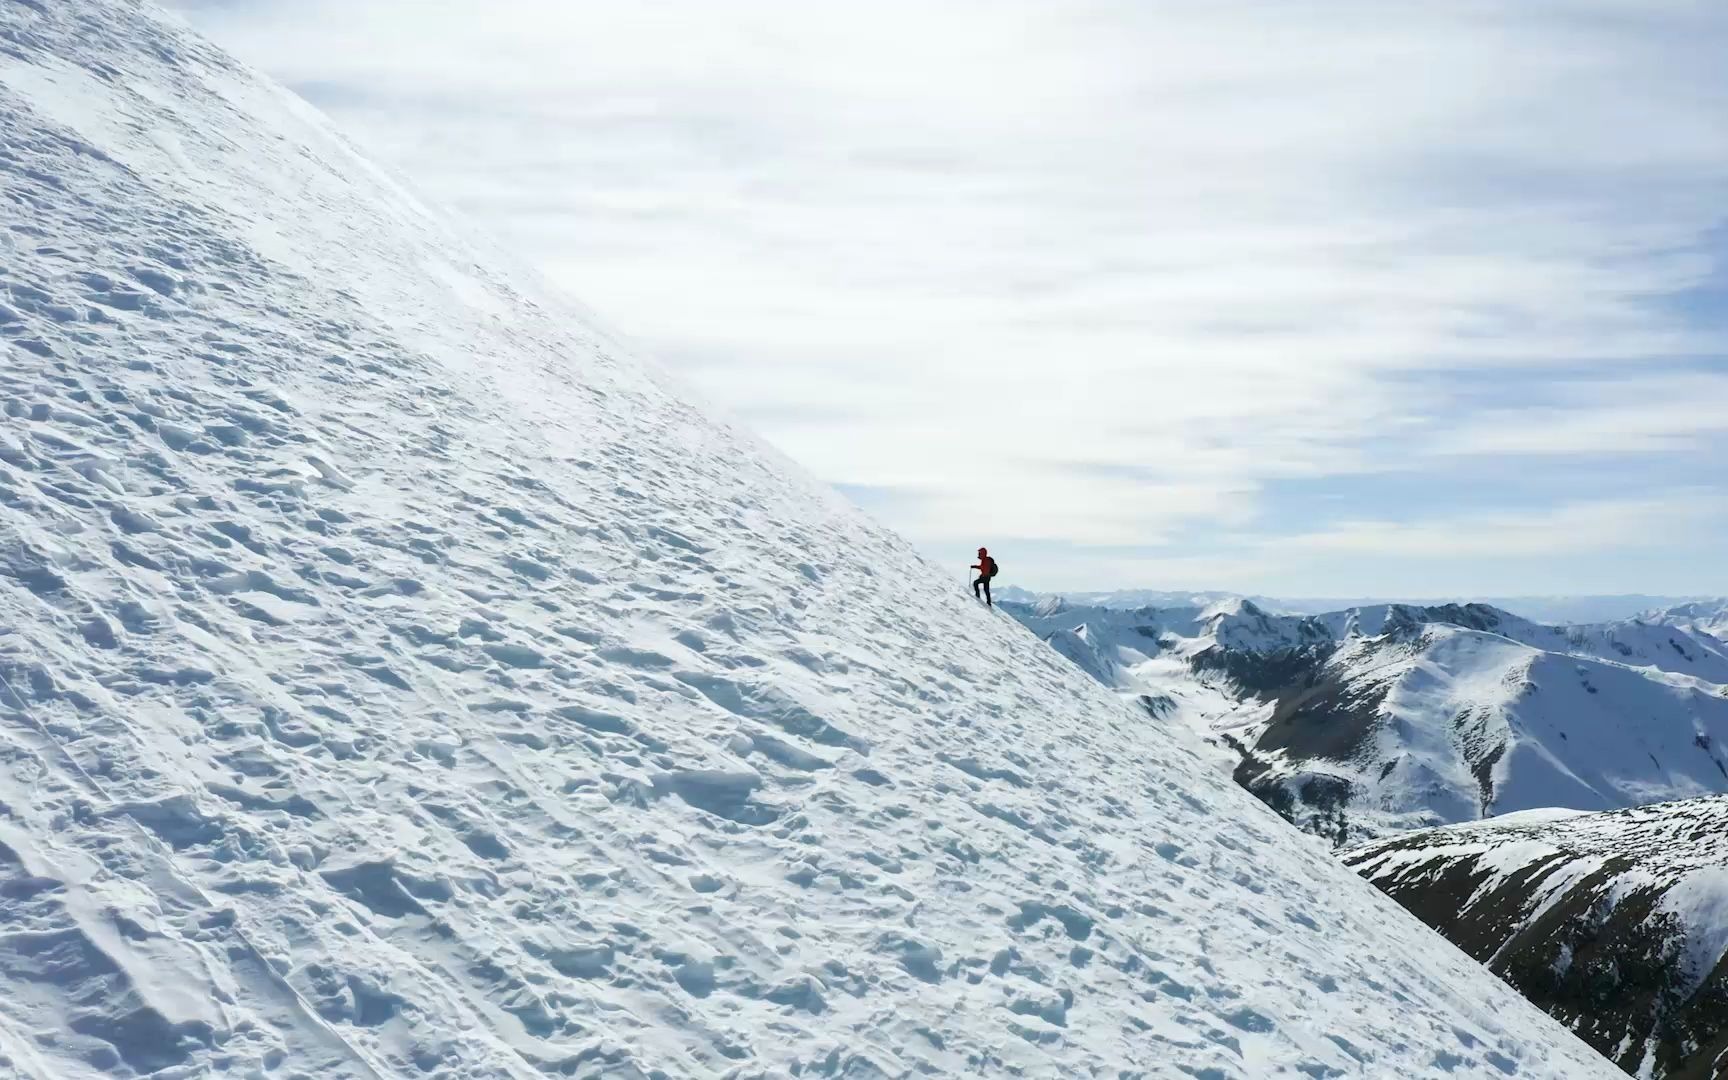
[{"xmin": 166, "ymin": 0, "xmax": 1728, "ymax": 596}]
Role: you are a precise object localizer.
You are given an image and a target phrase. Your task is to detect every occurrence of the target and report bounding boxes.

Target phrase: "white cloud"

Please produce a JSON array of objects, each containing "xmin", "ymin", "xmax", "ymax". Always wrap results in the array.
[
  {"xmin": 1429, "ymin": 373, "xmax": 1728, "ymax": 457},
  {"xmin": 168, "ymin": 0, "xmax": 1728, "ymax": 590},
  {"xmin": 1044, "ymin": 490, "xmax": 1728, "ymax": 597},
  {"xmin": 1281, "ymin": 491, "xmax": 1728, "ymax": 559}
]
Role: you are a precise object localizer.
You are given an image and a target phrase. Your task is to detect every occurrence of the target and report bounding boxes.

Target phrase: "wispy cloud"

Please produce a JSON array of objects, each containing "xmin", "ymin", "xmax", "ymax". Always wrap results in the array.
[
  {"xmin": 1281, "ymin": 491, "xmax": 1728, "ymax": 559},
  {"xmin": 168, "ymin": 0, "xmax": 1728, "ymax": 593},
  {"xmin": 1427, "ymin": 372, "xmax": 1728, "ymax": 457}
]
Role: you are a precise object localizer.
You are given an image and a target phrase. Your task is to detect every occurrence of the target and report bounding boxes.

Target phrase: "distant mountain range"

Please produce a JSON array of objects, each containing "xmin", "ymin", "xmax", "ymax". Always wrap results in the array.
[
  {"xmin": 996, "ymin": 587, "xmax": 1726, "ymax": 626},
  {"xmin": 1005, "ymin": 596, "xmax": 1728, "ymax": 845}
]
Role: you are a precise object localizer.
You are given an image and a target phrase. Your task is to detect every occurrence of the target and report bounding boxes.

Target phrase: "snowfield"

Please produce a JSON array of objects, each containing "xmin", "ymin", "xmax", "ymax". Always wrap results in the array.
[{"xmin": 0, "ymin": 2, "xmax": 1619, "ymax": 1077}]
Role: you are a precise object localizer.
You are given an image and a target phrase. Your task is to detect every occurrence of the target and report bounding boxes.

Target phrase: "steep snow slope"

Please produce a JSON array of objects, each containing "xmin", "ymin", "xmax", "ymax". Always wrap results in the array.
[
  {"xmin": 0, "ymin": 3, "xmax": 1619, "ymax": 1077},
  {"xmin": 1346, "ymin": 797, "xmax": 1728, "ymax": 1079},
  {"xmin": 1009, "ymin": 600, "xmax": 1728, "ymax": 845}
]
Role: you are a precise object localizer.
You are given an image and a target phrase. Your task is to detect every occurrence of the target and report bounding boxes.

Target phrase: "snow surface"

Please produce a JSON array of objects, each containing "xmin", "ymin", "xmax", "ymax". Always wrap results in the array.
[{"xmin": 0, "ymin": 2, "xmax": 1619, "ymax": 1077}]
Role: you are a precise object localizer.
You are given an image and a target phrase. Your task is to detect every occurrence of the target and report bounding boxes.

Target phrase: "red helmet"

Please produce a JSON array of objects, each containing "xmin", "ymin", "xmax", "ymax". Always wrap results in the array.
[{"xmin": 977, "ymin": 547, "xmax": 988, "ymax": 555}]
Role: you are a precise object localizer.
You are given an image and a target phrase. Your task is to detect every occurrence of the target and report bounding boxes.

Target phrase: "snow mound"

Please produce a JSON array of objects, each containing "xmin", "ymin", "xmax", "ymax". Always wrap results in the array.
[{"xmin": 0, "ymin": 3, "xmax": 1615, "ymax": 1077}]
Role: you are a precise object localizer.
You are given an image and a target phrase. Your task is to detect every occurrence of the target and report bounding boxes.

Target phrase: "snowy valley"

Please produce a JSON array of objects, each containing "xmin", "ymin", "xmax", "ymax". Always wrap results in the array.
[{"xmin": 0, "ymin": 2, "xmax": 1628, "ymax": 1078}]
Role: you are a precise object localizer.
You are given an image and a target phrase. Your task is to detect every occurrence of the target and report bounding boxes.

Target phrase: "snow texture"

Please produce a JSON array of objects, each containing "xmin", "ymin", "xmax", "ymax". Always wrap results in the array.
[{"xmin": 0, "ymin": 3, "xmax": 1617, "ymax": 1077}]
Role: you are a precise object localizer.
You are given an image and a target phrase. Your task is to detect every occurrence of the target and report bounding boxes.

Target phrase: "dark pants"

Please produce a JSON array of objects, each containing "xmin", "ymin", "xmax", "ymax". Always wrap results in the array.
[{"xmin": 973, "ymin": 575, "xmax": 992, "ymax": 606}]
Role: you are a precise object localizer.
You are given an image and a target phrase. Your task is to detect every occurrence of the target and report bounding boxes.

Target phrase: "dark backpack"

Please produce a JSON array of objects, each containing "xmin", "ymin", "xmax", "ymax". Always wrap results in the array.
[{"xmin": 986, "ymin": 556, "xmax": 1000, "ymax": 578}]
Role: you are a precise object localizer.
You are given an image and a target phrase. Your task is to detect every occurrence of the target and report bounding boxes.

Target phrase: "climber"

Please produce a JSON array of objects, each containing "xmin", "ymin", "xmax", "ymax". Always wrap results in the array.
[{"xmin": 972, "ymin": 547, "xmax": 999, "ymax": 607}]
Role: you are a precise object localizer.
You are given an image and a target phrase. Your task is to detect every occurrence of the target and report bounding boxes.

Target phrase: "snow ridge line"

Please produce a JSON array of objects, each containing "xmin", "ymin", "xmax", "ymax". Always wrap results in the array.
[{"xmin": 0, "ymin": 650, "xmax": 389, "ymax": 1080}]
